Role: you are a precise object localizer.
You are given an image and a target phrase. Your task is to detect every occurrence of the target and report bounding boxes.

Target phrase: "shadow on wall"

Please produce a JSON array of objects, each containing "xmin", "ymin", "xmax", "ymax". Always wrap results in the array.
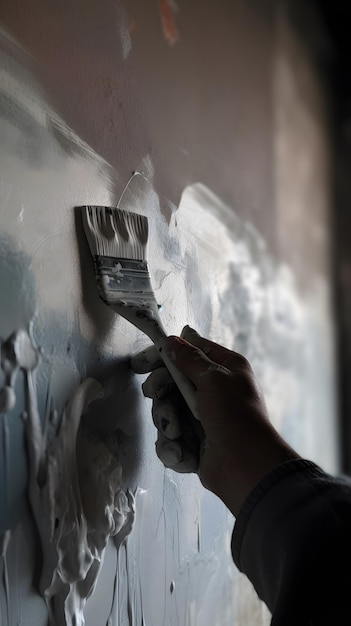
[{"xmin": 0, "ymin": 234, "xmax": 143, "ymax": 527}]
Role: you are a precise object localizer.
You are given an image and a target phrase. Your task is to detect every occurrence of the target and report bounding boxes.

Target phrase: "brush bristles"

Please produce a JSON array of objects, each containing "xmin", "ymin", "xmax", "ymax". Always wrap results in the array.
[{"xmin": 81, "ymin": 206, "xmax": 149, "ymax": 260}]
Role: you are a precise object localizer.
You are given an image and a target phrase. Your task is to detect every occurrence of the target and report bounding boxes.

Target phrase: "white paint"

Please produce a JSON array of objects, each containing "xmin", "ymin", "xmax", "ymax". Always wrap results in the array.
[
  {"xmin": 14, "ymin": 328, "xmax": 39, "ymax": 371},
  {"xmin": 18, "ymin": 206, "xmax": 24, "ymax": 223},
  {"xmin": 0, "ymin": 171, "xmax": 338, "ymax": 625},
  {"xmin": 0, "ymin": 387, "xmax": 16, "ymax": 412},
  {"xmin": 119, "ymin": 19, "xmax": 132, "ymax": 59},
  {"xmin": 0, "ymin": 329, "xmax": 135, "ymax": 626},
  {"xmin": 95, "ymin": 180, "xmax": 337, "ymax": 477},
  {"xmin": 112, "ymin": 263, "xmax": 123, "ymax": 277},
  {"xmin": 146, "ymin": 183, "xmax": 338, "ymax": 471},
  {"xmin": 130, "ymin": 344, "xmax": 163, "ymax": 373}
]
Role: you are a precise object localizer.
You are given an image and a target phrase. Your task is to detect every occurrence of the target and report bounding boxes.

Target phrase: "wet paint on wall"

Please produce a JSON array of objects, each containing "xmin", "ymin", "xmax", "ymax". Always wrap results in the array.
[{"xmin": 0, "ymin": 328, "xmax": 136, "ymax": 626}]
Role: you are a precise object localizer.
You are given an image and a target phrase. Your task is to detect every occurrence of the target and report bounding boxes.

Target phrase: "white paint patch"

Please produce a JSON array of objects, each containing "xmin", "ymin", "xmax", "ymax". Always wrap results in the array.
[
  {"xmin": 18, "ymin": 206, "xmax": 24, "ymax": 223},
  {"xmin": 145, "ymin": 183, "xmax": 337, "ymax": 471},
  {"xmin": 119, "ymin": 19, "xmax": 132, "ymax": 59},
  {"xmin": 0, "ymin": 329, "xmax": 135, "ymax": 626},
  {"xmin": 112, "ymin": 262, "xmax": 123, "ymax": 277},
  {"xmin": 0, "ymin": 387, "xmax": 16, "ymax": 412}
]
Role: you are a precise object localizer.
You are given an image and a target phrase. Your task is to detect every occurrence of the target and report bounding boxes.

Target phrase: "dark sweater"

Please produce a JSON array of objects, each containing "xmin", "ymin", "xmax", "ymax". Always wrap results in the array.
[{"xmin": 232, "ymin": 459, "xmax": 351, "ymax": 625}]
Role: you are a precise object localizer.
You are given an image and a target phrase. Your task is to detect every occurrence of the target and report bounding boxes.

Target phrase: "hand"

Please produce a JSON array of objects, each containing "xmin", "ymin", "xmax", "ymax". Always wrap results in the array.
[{"xmin": 131, "ymin": 326, "xmax": 300, "ymax": 516}]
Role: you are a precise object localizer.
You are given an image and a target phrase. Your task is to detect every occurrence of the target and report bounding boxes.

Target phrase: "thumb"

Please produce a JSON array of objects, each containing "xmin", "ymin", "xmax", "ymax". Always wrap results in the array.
[{"xmin": 156, "ymin": 336, "xmax": 230, "ymax": 390}]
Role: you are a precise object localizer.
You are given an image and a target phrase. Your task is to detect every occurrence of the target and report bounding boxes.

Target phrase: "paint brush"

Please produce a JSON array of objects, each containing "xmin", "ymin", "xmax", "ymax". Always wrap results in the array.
[{"xmin": 81, "ymin": 205, "xmax": 203, "ymax": 438}]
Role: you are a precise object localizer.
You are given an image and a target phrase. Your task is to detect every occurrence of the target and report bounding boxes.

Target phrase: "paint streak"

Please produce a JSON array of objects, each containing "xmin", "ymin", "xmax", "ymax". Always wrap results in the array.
[
  {"xmin": 106, "ymin": 489, "xmax": 146, "ymax": 626},
  {"xmin": 159, "ymin": 0, "xmax": 179, "ymax": 46}
]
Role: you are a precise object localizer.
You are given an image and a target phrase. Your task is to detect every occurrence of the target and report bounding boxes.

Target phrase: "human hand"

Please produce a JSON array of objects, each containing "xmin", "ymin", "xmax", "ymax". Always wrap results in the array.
[{"xmin": 131, "ymin": 326, "xmax": 300, "ymax": 516}]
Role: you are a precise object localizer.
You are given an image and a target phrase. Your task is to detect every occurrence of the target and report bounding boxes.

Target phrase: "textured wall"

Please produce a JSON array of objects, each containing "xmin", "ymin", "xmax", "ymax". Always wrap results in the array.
[{"xmin": 0, "ymin": 1, "xmax": 337, "ymax": 624}]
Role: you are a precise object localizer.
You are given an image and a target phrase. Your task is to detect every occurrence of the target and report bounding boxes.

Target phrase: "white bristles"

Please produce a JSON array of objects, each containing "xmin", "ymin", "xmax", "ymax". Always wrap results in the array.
[{"xmin": 81, "ymin": 206, "xmax": 149, "ymax": 259}]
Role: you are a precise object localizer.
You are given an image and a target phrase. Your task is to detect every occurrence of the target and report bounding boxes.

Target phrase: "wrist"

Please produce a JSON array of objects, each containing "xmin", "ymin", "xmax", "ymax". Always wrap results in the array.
[{"xmin": 208, "ymin": 440, "xmax": 300, "ymax": 517}]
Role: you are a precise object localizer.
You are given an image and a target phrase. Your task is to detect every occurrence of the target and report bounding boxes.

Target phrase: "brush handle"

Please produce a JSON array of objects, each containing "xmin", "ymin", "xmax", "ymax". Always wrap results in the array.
[
  {"xmin": 158, "ymin": 346, "xmax": 205, "ymax": 444},
  {"xmin": 149, "ymin": 327, "xmax": 205, "ymax": 445},
  {"xmin": 107, "ymin": 301, "xmax": 204, "ymax": 441},
  {"xmin": 157, "ymin": 347, "xmax": 199, "ymax": 418},
  {"xmin": 146, "ymin": 324, "xmax": 202, "ymax": 426}
]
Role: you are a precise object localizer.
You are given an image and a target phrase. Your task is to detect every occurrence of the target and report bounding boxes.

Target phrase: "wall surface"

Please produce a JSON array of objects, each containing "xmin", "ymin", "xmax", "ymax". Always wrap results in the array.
[{"xmin": 0, "ymin": 1, "xmax": 338, "ymax": 625}]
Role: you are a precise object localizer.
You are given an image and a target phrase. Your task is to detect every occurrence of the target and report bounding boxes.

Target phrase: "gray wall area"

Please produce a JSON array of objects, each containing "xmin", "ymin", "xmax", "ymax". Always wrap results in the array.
[{"xmin": 0, "ymin": 1, "xmax": 338, "ymax": 625}]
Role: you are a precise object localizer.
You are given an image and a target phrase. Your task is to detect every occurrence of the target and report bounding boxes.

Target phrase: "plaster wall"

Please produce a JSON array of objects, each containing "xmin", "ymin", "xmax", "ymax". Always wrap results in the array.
[{"xmin": 0, "ymin": 1, "xmax": 337, "ymax": 624}]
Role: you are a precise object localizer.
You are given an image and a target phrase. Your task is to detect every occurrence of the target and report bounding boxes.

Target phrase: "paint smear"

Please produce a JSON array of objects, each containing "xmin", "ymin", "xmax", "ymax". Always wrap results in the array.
[
  {"xmin": 159, "ymin": 0, "xmax": 179, "ymax": 46},
  {"xmin": 119, "ymin": 19, "xmax": 132, "ymax": 59},
  {"xmin": 0, "ymin": 328, "xmax": 136, "ymax": 626}
]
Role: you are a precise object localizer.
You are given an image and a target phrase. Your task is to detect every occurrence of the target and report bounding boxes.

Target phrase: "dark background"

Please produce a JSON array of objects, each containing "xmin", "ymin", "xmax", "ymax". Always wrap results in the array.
[{"xmin": 316, "ymin": 0, "xmax": 351, "ymax": 473}]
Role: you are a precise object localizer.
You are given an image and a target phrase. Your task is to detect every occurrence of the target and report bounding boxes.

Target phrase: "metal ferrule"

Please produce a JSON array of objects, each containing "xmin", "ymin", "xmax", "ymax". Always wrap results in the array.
[{"xmin": 93, "ymin": 256, "xmax": 156, "ymax": 307}]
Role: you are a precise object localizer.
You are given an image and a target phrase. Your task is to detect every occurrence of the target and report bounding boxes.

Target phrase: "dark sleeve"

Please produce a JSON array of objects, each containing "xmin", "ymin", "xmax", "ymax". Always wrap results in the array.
[{"xmin": 231, "ymin": 459, "xmax": 351, "ymax": 625}]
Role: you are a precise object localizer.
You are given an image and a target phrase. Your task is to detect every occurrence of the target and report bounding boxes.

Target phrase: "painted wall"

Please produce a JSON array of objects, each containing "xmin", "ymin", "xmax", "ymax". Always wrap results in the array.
[{"xmin": 0, "ymin": 1, "xmax": 338, "ymax": 624}]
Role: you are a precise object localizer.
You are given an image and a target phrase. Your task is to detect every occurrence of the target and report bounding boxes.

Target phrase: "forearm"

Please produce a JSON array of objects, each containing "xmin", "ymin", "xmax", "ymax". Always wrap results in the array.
[
  {"xmin": 204, "ymin": 424, "xmax": 300, "ymax": 517},
  {"xmin": 231, "ymin": 459, "xmax": 351, "ymax": 624},
  {"xmin": 131, "ymin": 331, "xmax": 351, "ymax": 623}
]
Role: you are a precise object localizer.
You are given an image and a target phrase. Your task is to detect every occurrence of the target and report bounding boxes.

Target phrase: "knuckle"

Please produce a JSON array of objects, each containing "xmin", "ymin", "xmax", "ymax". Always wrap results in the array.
[
  {"xmin": 141, "ymin": 373, "xmax": 154, "ymax": 398},
  {"xmin": 234, "ymin": 370, "xmax": 261, "ymax": 400},
  {"xmin": 155, "ymin": 437, "xmax": 183, "ymax": 467},
  {"xmin": 233, "ymin": 352, "xmax": 251, "ymax": 370},
  {"xmin": 130, "ymin": 345, "xmax": 163, "ymax": 373},
  {"xmin": 205, "ymin": 365, "xmax": 231, "ymax": 386},
  {"xmin": 142, "ymin": 367, "xmax": 171, "ymax": 399}
]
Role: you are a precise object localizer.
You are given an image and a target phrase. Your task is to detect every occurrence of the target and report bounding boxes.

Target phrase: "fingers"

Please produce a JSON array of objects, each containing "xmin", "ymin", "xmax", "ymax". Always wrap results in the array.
[
  {"xmin": 142, "ymin": 365, "xmax": 201, "ymax": 471},
  {"xmin": 143, "ymin": 368, "xmax": 203, "ymax": 442},
  {"xmin": 181, "ymin": 326, "xmax": 250, "ymax": 373},
  {"xmin": 130, "ymin": 344, "xmax": 163, "ymax": 374},
  {"xmin": 142, "ymin": 369, "xmax": 181, "ymax": 439},
  {"xmin": 152, "ymin": 397, "xmax": 181, "ymax": 439},
  {"xmin": 142, "ymin": 367, "xmax": 175, "ymax": 400},
  {"xmin": 132, "ymin": 327, "xmax": 253, "ymax": 478},
  {"xmin": 130, "ymin": 327, "xmax": 249, "ymax": 376},
  {"xmin": 155, "ymin": 432, "xmax": 199, "ymax": 473},
  {"xmin": 156, "ymin": 335, "xmax": 232, "ymax": 391}
]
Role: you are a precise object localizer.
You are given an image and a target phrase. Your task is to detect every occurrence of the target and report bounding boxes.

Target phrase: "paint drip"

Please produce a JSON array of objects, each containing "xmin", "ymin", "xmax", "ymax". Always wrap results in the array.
[{"xmin": 0, "ymin": 328, "xmax": 136, "ymax": 626}]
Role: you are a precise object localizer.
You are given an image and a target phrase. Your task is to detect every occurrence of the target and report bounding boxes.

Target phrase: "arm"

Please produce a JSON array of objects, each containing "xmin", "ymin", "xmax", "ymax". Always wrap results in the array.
[
  {"xmin": 133, "ymin": 325, "xmax": 300, "ymax": 516},
  {"xmin": 131, "ymin": 327, "xmax": 351, "ymax": 624},
  {"xmin": 232, "ymin": 458, "xmax": 351, "ymax": 624}
]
